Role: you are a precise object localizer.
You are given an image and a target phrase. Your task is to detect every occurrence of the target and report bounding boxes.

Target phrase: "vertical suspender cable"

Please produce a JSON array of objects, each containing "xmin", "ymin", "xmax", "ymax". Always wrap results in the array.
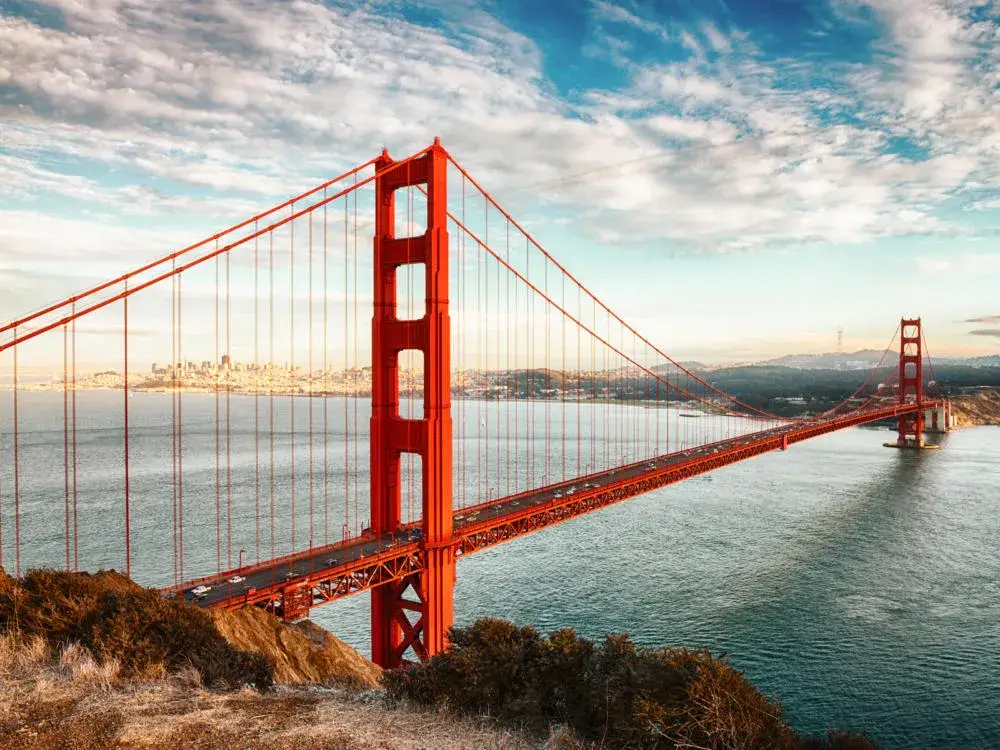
[
  {"xmin": 512, "ymin": 220, "xmax": 518, "ymax": 495},
  {"xmin": 322, "ymin": 192, "xmax": 329, "ymax": 546},
  {"xmin": 561, "ymin": 275, "xmax": 566, "ymax": 481},
  {"xmin": 309, "ymin": 210, "xmax": 315, "ymax": 550},
  {"xmin": 226, "ymin": 248, "xmax": 232, "ymax": 568},
  {"xmin": 484, "ymin": 194, "xmax": 489, "ymax": 501},
  {"xmin": 72, "ymin": 308, "xmax": 78, "ymax": 572},
  {"xmin": 124, "ymin": 281, "xmax": 131, "ymax": 578},
  {"xmin": 495, "ymin": 199, "xmax": 500, "ymax": 498},
  {"xmin": 269, "ymin": 231, "xmax": 276, "ymax": 561},
  {"xmin": 527, "ymin": 236, "xmax": 533, "ymax": 487},
  {"xmin": 290, "ymin": 205, "xmax": 296, "ymax": 554},
  {"xmin": 545, "ymin": 259, "xmax": 549, "ymax": 484},
  {"xmin": 353, "ymin": 176, "xmax": 359, "ymax": 531},
  {"xmin": 476, "ymin": 203, "xmax": 489, "ymax": 503},
  {"xmin": 63, "ymin": 324, "xmax": 70, "ymax": 571},
  {"xmin": 254, "ymin": 224, "xmax": 261, "ymax": 563},
  {"xmin": 12, "ymin": 327, "xmax": 19, "ymax": 576},
  {"xmin": 505, "ymin": 219, "xmax": 511, "ymax": 497},
  {"xmin": 215, "ymin": 252, "xmax": 221, "ymax": 574},
  {"xmin": 344, "ymin": 194, "xmax": 350, "ymax": 536},
  {"xmin": 178, "ymin": 273, "xmax": 184, "ymax": 581},
  {"xmin": 171, "ymin": 271, "xmax": 178, "ymax": 584},
  {"xmin": 351, "ymin": 174, "xmax": 360, "ymax": 524}
]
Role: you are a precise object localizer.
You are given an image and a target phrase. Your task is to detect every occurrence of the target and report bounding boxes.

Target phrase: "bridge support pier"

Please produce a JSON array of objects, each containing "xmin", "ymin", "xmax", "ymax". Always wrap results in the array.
[
  {"xmin": 923, "ymin": 403, "xmax": 953, "ymax": 434},
  {"xmin": 370, "ymin": 139, "xmax": 454, "ymax": 668}
]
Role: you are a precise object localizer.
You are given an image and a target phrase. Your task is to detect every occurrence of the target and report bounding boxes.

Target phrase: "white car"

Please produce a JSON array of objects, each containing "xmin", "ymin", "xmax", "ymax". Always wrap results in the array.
[
  {"xmin": 191, "ymin": 585, "xmax": 211, "ymax": 597},
  {"xmin": 228, "ymin": 575, "xmax": 246, "ymax": 585}
]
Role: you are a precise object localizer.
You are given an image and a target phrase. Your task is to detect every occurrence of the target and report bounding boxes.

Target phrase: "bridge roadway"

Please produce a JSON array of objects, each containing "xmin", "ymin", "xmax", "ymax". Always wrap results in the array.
[{"xmin": 169, "ymin": 400, "xmax": 936, "ymax": 616}]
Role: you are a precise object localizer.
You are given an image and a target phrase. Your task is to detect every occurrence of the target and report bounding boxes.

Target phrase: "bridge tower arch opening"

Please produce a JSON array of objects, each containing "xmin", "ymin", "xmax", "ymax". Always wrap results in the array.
[
  {"xmin": 370, "ymin": 139, "xmax": 454, "ymax": 668},
  {"xmin": 896, "ymin": 318, "xmax": 925, "ymax": 448}
]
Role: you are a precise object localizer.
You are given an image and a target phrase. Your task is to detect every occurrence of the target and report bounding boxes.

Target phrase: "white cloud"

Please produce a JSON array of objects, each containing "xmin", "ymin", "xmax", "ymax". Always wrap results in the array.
[
  {"xmin": 590, "ymin": 0, "xmax": 670, "ymax": 41},
  {"xmin": 0, "ymin": 0, "xmax": 998, "ymax": 323},
  {"xmin": 701, "ymin": 22, "xmax": 734, "ymax": 54}
]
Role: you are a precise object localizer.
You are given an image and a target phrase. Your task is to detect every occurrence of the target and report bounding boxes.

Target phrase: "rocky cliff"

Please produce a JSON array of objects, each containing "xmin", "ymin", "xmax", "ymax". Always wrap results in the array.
[{"xmin": 949, "ymin": 389, "xmax": 1000, "ymax": 427}]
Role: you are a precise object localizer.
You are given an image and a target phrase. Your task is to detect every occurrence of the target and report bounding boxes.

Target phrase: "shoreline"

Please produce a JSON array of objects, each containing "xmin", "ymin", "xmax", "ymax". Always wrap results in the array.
[{"xmin": 7, "ymin": 385, "xmax": 1000, "ymax": 426}]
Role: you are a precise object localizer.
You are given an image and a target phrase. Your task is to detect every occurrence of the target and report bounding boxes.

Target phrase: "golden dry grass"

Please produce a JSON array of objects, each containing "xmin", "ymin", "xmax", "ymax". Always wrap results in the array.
[
  {"xmin": 209, "ymin": 607, "xmax": 382, "ymax": 691},
  {"xmin": 0, "ymin": 632, "xmax": 580, "ymax": 750}
]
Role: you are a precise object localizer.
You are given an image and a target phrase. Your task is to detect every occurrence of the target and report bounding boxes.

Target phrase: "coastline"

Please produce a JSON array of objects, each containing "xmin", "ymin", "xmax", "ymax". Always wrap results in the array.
[{"xmin": 8, "ymin": 383, "xmax": 1000, "ymax": 426}]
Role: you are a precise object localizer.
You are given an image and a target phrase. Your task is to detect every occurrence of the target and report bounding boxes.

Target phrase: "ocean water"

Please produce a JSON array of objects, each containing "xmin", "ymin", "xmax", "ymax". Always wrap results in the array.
[{"xmin": 1, "ymin": 392, "xmax": 998, "ymax": 748}]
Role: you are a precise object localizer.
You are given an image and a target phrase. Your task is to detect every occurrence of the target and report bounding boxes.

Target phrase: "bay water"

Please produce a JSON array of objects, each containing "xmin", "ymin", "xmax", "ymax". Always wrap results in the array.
[{"xmin": 1, "ymin": 391, "xmax": 997, "ymax": 747}]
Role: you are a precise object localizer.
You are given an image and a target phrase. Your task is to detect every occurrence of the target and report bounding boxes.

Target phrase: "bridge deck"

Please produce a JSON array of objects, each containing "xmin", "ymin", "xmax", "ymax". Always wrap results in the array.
[{"xmin": 169, "ymin": 401, "xmax": 938, "ymax": 614}]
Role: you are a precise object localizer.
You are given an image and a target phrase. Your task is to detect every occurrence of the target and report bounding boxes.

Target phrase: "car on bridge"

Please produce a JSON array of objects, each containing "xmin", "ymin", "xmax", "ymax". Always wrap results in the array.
[
  {"xmin": 228, "ymin": 575, "xmax": 246, "ymax": 585},
  {"xmin": 191, "ymin": 585, "xmax": 211, "ymax": 598}
]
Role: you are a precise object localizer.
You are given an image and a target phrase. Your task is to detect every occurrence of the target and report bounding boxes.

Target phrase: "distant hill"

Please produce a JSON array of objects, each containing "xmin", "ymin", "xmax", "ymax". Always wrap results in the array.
[
  {"xmin": 756, "ymin": 349, "xmax": 886, "ymax": 370},
  {"xmin": 755, "ymin": 350, "xmax": 1000, "ymax": 370},
  {"xmin": 940, "ymin": 354, "xmax": 1000, "ymax": 368}
]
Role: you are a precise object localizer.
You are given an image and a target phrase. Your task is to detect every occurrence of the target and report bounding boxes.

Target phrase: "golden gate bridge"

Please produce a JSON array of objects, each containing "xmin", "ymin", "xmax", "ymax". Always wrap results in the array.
[{"xmin": 0, "ymin": 139, "xmax": 948, "ymax": 668}]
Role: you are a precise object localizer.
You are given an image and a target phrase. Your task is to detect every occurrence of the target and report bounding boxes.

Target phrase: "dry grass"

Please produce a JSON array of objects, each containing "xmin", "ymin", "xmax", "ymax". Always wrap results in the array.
[
  {"xmin": 0, "ymin": 568, "xmax": 272, "ymax": 689},
  {"xmin": 0, "ymin": 632, "xmax": 579, "ymax": 750},
  {"xmin": 0, "ymin": 570, "xmax": 584, "ymax": 748}
]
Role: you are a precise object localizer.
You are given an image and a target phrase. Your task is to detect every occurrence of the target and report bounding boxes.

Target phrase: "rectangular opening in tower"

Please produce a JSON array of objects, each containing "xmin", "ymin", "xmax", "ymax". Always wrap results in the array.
[
  {"xmin": 392, "ymin": 186, "xmax": 427, "ymax": 239},
  {"xmin": 398, "ymin": 348, "xmax": 424, "ymax": 420},
  {"xmin": 399, "ymin": 452, "xmax": 423, "ymax": 526},
  {"xmin": 396, "ymin": 263, "xmax": 426, "ymax": 321}
]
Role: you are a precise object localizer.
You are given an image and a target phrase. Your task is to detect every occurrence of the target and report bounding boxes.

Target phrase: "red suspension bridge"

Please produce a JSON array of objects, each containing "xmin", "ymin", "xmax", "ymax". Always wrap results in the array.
[{"xmin": 0, "ymin": 139, "xmax": 948, "ymax": 668}]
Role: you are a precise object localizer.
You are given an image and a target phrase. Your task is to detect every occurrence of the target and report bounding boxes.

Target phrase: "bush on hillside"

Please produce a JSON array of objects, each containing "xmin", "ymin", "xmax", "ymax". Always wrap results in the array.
[
  {"xmin": 384, "ymin": 618, "xmax": 878, "ymax": 750},
  {"xmin": 0, "ymin": 567, "xmax": 273, "ymax": 690}
]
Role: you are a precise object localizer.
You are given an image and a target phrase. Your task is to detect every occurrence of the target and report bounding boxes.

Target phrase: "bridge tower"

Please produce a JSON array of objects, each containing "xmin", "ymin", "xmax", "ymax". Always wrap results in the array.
[
  {"xmin": 370, "ymin": 139, "xmax": 454, "ymax": 668},
  {"xmin": 895, "ymin": 318, "xmax": 924, "ymax": 448}
]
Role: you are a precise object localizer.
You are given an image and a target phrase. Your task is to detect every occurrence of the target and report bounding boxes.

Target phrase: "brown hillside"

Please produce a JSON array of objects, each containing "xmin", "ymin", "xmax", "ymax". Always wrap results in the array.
[
  {"xmin": 0, "ymin": 632, "xmax": 555, "ymax": 750},
  {"xmin": 210, "ymin": 607, "xmax": 381, "ymax": 690},
  {"xmin": 950, "ymin": 388, "xmax": 1000, "ymax": 427}
]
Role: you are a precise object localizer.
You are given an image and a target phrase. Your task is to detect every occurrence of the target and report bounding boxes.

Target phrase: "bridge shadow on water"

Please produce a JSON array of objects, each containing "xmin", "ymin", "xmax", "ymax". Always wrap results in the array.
[
  {"xmin": 680, "ymin": 433, "xmax": 959, "ymax": 743},
  {"xmin": 710, "ymin": 438, "xmax": 940, "ymax": 624}
]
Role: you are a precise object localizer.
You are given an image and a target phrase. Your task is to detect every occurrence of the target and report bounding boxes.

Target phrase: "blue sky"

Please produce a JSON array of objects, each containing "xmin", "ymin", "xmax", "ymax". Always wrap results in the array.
[{"xmin": 2, "ymin": 0, "xmax": 1000, "ymax": 366}]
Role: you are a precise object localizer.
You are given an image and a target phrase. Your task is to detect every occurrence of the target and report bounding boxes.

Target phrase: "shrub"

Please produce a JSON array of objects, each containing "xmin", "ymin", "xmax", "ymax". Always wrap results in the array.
[
  {"xmin": 0, "ymin": 567, "xmax": 273, "ymax": 690},
  {"xmin": 384, "ymin": 618, "xmax": 878, "ymax": 749}
]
